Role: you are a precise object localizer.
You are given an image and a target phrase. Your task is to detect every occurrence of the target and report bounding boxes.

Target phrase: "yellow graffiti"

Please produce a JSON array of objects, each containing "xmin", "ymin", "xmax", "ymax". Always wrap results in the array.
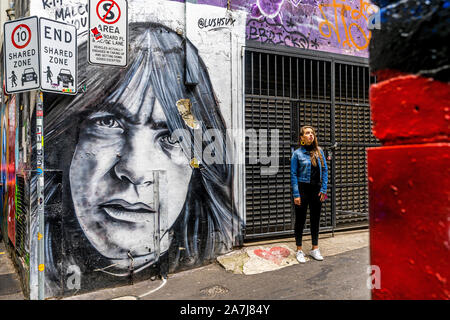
[
  {"xmin": 38, "ymin": 264, "xmax": 45, "ymax": 272},
  {"xmin": 38, "ymin": 232, "xmax": 43, "ymax": 241},
  {"xmin": 319, "ymin": 0, "xmax": 377, "ymax": 51}
]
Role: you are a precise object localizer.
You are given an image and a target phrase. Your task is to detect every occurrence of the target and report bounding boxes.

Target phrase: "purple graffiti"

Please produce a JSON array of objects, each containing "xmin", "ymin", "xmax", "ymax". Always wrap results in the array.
[
  {"xmin": 251, "ymin": 0, "xmax": 285, "ymax": 25},
  {"xmin": 290, "ymin": 0, "xmax": 317, "ymax": 7},
  {"xmin": 247, "ymin": 17, "xmax": 310, "ymax": 49}
]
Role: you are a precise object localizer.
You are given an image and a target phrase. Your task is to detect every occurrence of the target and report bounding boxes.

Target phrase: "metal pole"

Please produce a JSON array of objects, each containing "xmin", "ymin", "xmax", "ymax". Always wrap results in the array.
[
  {"xmin": 330, "ymin": 60, "xmax": 336, "ymax": 237},
  {"xmin": 36, "ymin": 91, "xmax": 44, "ymax": 300}
]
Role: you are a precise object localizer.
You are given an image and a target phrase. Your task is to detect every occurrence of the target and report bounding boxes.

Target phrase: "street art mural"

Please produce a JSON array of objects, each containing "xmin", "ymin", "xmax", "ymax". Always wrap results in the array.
[
  {"xmin": 0, "ymin": 103, "xmax": 8, "ymax": 239},
  {"xmin": 171, "ymin": 0, "xmax": 376, "ymax": 56},
  {"xmin": 43, "ymin": 23, "xmax": 239, "ymax": 296},
  {"xmin": 31, "ymin": 0, "xmax": 375, "ymax": 57},
  {"xmin": 28, "ymin": 0, "xmax": 246, "ymax": 298},
  {"xmin": 4, "ymin": 0, "xmax": 374, "ymax": 298},
  {"xmin": 245, "ymin": 0, "xmax": 377, "ymax": 55},
  {"xmin": 6, "ymin": 97, "xmax": 16, "ymax": 247},
  {"xmin": 0, "ymin": 95, "xmax": 18, "ymax": 246}
]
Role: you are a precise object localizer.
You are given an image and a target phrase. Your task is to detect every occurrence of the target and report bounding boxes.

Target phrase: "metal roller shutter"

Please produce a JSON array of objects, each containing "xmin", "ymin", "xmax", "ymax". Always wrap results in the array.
[{"xmin": 244, "ymin": 46, "xmax": 378, "ymax": 240}]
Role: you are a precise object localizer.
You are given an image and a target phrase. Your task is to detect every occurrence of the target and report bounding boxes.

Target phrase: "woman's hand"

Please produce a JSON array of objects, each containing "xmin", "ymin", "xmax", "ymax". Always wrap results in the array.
[
  {"xmin": 294, "ymin": 197, "xmax": 301, "ymax": 206},
  {"xmin": 318, "ymin": 192, "xmax": 326, "ymax": 202}
]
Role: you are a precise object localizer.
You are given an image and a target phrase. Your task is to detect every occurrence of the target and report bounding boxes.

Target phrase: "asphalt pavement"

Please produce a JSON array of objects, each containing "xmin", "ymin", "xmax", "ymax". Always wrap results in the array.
[
  {"xmin": 63, "ymin": 244, "xmax": 371, "ymax": 300},
  {"xmin": 0, "ymin": 230, "xmax": 371, "ymax": 300},
  {"xmin": 0, "ymin": 241, "xmax": 25, "ymax": 300}
]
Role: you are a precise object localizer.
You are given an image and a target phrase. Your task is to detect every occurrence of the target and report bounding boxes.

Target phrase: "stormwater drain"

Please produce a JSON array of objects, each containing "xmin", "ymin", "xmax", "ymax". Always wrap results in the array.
[{"xmin": 200, "ymin": 285, "xmax": 230, "ymax": 297}]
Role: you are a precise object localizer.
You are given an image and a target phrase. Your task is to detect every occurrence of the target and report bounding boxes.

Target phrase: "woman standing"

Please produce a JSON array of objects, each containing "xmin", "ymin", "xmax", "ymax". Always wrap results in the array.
[{"xmin": 291, "ymin": 126, "xmax": 328, "ymax": 263}]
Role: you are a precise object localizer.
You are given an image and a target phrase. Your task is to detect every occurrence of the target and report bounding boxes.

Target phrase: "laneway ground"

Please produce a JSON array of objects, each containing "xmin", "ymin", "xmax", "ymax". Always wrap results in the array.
[
  {"xmin": 0, "ymin": 230, "xmax": 370, "ymax": 300},
  {"xmin": 63, "ymin": 230, "xmax": 371, "ymax": 300},
  {"xmin": 0, "ymin": 241, "xmax": 25, "ymax": 300}
]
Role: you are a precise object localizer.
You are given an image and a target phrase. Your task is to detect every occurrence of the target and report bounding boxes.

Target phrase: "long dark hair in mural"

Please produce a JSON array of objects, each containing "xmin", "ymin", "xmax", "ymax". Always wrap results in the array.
[{"xmin": 34, "ymin": 22, "xmax": 240, "ymax": 296}]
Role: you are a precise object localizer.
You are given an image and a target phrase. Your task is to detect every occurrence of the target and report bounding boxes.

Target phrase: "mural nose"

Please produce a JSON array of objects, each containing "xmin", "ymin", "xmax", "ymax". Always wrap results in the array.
[{"xmin": 113, "ymin": 154, "xmax": 154, "ymax": 186}]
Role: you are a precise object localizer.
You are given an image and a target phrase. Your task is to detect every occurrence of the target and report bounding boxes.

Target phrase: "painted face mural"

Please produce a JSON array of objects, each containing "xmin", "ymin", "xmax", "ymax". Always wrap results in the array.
[
  {"xmin": 69, "ymin": 85, "xmax": 193, "ymax": 269},
  {"xmin": 42, "ymin": 22, "xmax": 240, "ymax": 294}
]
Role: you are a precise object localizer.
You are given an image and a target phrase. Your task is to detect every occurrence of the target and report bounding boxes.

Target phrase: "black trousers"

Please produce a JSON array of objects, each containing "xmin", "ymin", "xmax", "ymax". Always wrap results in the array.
[{"xmin": 294, "ymin": 183, "xmax": 322, "ymax": 247}]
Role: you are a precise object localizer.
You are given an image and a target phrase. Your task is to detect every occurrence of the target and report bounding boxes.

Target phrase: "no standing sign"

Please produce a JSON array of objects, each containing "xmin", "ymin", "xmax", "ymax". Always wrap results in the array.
[
  {"xmin": 88, "ymin": 0, "xmax": 128, "ymax": 67},
  {"xmin": 3, "ymin": 16, "xmax": 40, "ymax": 94}
]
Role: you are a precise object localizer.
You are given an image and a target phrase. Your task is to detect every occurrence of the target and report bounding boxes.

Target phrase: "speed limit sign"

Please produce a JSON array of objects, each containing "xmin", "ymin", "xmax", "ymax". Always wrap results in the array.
[
  {"xmin": 3, "ymin": 16, "xmax": 40, "ymax": 93},
  {"xmin": 12, "ymin": 24, "xmax": 32, "ymax": 49}
]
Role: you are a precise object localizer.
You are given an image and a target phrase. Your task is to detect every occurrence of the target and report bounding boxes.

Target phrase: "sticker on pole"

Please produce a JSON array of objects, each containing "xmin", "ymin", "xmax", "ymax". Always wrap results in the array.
[
  {"xmin": 3, "ymin": 16, "xmax": 40, "ymax": 94},
  {"xmin": 88, "ymin": 0, "xmax": 128, "ymax": 67},
  {"xmin": 39, "ymin": 18, "xmax": 77, "ymax": 95}
]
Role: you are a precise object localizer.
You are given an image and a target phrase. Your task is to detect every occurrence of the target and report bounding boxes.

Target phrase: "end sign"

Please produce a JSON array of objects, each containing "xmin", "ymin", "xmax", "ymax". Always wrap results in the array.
[
  {"xmin": 88, "ymin": 0, "xmax": 128, "ymax": 67},
  {"xmin": 4, "ymin": 16, "xmax": 40, "ymax": 94},
  {"xmin": 39, "ymin": 18, "xmax": 77, "ymax": 95}
]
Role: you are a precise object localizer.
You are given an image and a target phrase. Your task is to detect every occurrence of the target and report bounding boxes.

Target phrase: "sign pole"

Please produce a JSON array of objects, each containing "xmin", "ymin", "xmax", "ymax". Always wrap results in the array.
[{"xmin": 36, "ymin": 91, "xmax": 44, "ymax": 300}]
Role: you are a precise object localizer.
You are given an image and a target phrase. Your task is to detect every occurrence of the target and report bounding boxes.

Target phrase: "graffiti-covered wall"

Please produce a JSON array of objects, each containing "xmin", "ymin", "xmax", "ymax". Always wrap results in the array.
[
  {"xmin": 29, "ymin": 0, "xmax": 247, "ymax": 299},
  {"xmin": 31, "ymin": 0, "xmax": 376, "ymax": 58},
  {"xmin": 185, "ymin": 0, "xmax": 376, "ymax": 56},
  {"xmin": 19, "ymin": 0, "xmax": 375, "ymax": 299}
]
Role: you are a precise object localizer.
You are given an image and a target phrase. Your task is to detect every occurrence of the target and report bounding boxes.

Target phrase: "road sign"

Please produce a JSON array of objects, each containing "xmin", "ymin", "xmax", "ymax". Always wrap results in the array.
[
  {"xmin": 39, "ymin": 18, "xmax": 77, "ymax": 95},
  {"xmin": 88, "ymin": 0, "xmax": 128, "ymax": 67},
  {"xmin": 3, "ymin": 16, "xmax": 40, "ymax": 94}
]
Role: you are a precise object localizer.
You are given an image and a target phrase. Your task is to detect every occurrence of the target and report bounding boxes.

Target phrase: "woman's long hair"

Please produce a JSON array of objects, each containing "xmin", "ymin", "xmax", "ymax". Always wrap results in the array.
[
  {"xmin": 32, "ymin": 22, "xmax": 241, "ymax": 296},
  {"xmin": 299, "ymin": 125, "xmax": 325, "ymax": 167}
]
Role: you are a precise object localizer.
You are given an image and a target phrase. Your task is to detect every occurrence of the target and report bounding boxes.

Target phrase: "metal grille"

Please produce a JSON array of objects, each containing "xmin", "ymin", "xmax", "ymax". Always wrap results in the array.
[
  {"xmin": 244, "ymin": 46, "xmax": 378, "ymax": 240},
  {"xmin": 15, "ymin": 175, "xmax": 29, "ymax": 258},
  {"xmin": 334, "ymin": 63, "xmax": 378, "ymax": 227}
]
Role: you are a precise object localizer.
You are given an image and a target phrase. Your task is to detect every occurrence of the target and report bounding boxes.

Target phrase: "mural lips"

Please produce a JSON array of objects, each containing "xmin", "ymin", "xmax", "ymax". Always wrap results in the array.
[{"xmin": 99, "ymin": 199, "xmax": 157, "ymax": 223}]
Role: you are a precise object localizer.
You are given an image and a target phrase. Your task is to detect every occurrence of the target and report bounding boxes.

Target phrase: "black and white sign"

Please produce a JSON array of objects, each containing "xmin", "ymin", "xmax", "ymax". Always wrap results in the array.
[
  {"xmin": 3, "ymin": 16, "xmax": 40, "ymax": 94},
  {"xmin": 88, "ymin": 0, "xmax": 128, "ymax": 67},
  {"xmin": 39, "ymin": 18, "xmax": 77, "ymax": 95}
]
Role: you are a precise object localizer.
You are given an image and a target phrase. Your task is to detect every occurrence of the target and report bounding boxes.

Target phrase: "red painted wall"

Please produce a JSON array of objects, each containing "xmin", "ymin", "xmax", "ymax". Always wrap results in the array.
[{"xmin": 368, "ymin": 75, "xmax": 450, "ymax": 299}]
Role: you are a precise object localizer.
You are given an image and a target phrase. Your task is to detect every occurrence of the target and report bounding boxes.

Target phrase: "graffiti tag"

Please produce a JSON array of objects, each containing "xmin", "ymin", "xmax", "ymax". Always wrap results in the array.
[
  {"xmin": 198, "ymin": 17, "xmax": 236, "ymax": 30},
  {"xmin": 247, "ymin": 18, "xmax": 310, "ymax": 49},
  {"xmin": 39, "ymin": 0, "xmax": 89, "ymax": 31},
  {"xmin": 319, "ymin": 0, "xmax": 377, "ymax": 50}
]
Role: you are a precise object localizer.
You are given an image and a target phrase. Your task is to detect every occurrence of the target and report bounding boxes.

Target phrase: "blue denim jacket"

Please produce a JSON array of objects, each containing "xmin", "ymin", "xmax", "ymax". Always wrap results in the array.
[{"xmin": 291, "ymin": 146, "xmax": 328, "ymax": 198}]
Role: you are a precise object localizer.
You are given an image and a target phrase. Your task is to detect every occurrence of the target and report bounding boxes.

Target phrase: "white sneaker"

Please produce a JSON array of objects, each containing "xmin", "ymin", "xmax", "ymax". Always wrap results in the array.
[
  {"xmin": 309, "ymin": 248, "xmax": 324, "ymax": 261},
  {"xmin": 296, "ymin": 250, "xmax": 306, "ymax": 263}
]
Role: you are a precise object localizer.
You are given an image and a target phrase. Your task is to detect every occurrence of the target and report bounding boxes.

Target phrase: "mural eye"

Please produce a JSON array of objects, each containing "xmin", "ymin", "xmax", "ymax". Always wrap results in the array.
[
  {"xmin": 164, "ymin": 135, "xmax": 179, "ymax": 145},
  {"xmin": 160, "ymin": 134, "xmax": 181, "ymax": 148},
  {"xmin": 95, "ymin": 116, "xmax": 121, "ymax": 129}
]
